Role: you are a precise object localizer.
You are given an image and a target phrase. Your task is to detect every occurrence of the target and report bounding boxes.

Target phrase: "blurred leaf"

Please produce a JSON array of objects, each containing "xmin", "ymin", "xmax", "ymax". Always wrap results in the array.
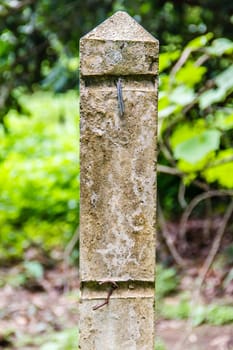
[
  {"xmin": 156, "ymin": 265, "xmax": 179, "ymax": 299},
  {"xmin": 203, "ymin": 150, "xmax": 233, "ymax": 188},
  {"xmin": 176, "ymin": 62, "xmax": 207, "ymax": 87},
  {"xmin": 24, "ymin": 261, "xmax": 44, "ymax": 279},
  {"xmin": 174, "ymin": 130, "xmax": 221, "ymax": 164},
  {"xmin": 210, "ymin": 111, "xmax": 233, "ymax": 131},
  {"xmin": 158, "ymin": 105, "xmax": 177, "ymax": 119},
  {"xmin": 206, "ymin": 38, "xmax": 233, "ymax": 56},
  {"xmin": 161, "ymin": 298, "xmax": 190, "ymax": 320},
  {"xmin": 223, "ymin": 268, "xmax": 233, "ymax": 288},
  {"xmin": 224, "ymin": 244, "xmax": 233, "ymax": 264},
  {"xmin": 199, "ymin": 65, "xmax": 233, "ymax": 109},
  {"xmin": 215, "ymin": 65, "xmax": 233, "ymax": 90},
  {"xmin": 199, "ymin": 88, "xmax": 227, "ymax": 109},
  {"xmin": 16, "ymin": 328, "xmax": 78, "ymax": 349},
  {"xmin": 0, "ymin": 91, "xmax": 79, "ymax": 261},
  {"xmin": 40, "ymin": 328, "xmax": 78, "ymax": 350},
  {"xmin": 206, "ymin": 305, "xmax": 233, "ymax": 325},
  {"xmin": 186, "ymin": 33, "xmax": 213, "ymax": 50},
  {"xmin": 159, "ymin": 51, "xmax": 180, "ymax": 72},
  {"xmin": 169, "ymin": 85, "xmax": 196, "ymax": 106},
  {"xmin": 42, "ymin": 64, "xmax": 69, "ymax": 92},
  {"xmin": 192, "ymin": 305, "xmax": 206, "ymax": 326},
  {"xmin": 139, "ymin": 2, "xmax": 151, "ymax": 15},
  {"xmin": 161, "ymin": 298, "xmax": 233, "ymax": 325},
  {"xmin": 155, "ymin": 338, "xmax": 166, "ymax": 350}
]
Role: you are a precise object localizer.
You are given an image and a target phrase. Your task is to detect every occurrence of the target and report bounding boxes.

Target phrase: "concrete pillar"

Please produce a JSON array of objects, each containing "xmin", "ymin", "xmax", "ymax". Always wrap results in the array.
[{"xmin": 79, "ymin": 11, "xmax": 159, "ymax": 349}]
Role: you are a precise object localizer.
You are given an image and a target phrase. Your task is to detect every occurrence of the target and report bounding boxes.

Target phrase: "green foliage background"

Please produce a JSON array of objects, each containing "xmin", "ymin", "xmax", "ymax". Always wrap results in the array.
[
  {"xmin": 0, "ymin": 0, "xmax": 233, "ymax": 263},
  {"xmin": 0, "ymin": 91, "xmax": 79, "ymax": 260},
  {"xmin": 158, "ymin": 35, "xmax": 233, "ymax": 209},
  {"xmin": 0, "ymin": 0, "xmax": 232, "ymax": 122},
  {"xmin": 0, "ymin": 2, "xmax": 233, "ymax": 348}
]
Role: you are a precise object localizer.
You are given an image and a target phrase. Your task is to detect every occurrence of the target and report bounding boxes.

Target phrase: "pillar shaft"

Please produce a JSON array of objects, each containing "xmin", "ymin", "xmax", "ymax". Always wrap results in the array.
[{"xmin": 79, "ymin": 11, "xmax": 159, "ymax": 349}]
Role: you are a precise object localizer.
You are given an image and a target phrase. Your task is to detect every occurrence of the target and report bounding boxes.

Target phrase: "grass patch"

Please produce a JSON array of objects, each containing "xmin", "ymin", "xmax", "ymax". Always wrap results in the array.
[{"xmin": 161, "ymin": 296, "xmax": 233, "ymax": 326}]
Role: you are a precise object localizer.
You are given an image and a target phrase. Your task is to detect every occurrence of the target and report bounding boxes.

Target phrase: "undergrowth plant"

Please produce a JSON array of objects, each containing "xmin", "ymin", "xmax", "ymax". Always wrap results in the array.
[
  {"xmin": 0, "ymin": 91, "xmax": 79, "ymax": 261},
  {"xmin": 158, "ymin": 34, "xmax": 233, "ymax": 215},
  {"xmin": 161, "ymin": 295, "xmax": 233, "ymax": 326}
]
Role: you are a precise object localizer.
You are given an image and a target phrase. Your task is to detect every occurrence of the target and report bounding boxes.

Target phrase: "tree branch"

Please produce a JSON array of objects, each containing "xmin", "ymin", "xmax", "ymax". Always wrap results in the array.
[
  {"xmin": 196, "ymin": 198, "xmax": 233, "ymax": 291},
  {"xmin": 157, "ymin": 163, "xmax": 210, "ymax": 191},
  {"xmin": 64, "ymin": 226, "xmax": 79, "ymax": 266},
  {"xmin": 178, "ymin": 180, "xmax": 187, "ymax": 208},
  {"xmin": 157, "ymin": 164, "xmax": 182, "ymax": 176},
  {"xmin": 204, "ymin": 156, "xmax": 233, "ymax": 170},
  {"xmin": 170, "ymin": 47, "xmax": 192, "ymax": 79},
  {"xmin": 157, "ymin": 199, "xmax": 186, "ymax": 267},
  {"xmin": 174, "ymin": 199, "xmax": 233, "ymax": 350},
  {"xmin": 179, "ymin": 190, "xmax": 233, "ymax": 239}
]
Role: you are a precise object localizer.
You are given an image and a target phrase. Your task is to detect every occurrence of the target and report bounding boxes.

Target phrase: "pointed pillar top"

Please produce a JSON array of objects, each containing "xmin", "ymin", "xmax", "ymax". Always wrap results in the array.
[
  {"xmin": 82, "ymin": 11, "xmax": 158, "ymax": 43},
  {"xmin": 80, "ymin": 11, "xmax": 159, "ymax": 76}
]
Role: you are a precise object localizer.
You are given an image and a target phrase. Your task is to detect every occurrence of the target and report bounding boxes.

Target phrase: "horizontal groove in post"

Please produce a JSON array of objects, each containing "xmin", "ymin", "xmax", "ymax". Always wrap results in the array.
[
  {"xmin": 81, "ymin": 295, "xmax": 154, "ymax": 300},
  {"xmin": 81, "ymin": 281, "xmax": 155, "ymax": 287},
  {"xmin": 81, "ymin": 281, "xmax": 155, "ymax": 299},
  {"xmin": 82, "ymin": 74, "xmax": 157, "ymax": 91}
]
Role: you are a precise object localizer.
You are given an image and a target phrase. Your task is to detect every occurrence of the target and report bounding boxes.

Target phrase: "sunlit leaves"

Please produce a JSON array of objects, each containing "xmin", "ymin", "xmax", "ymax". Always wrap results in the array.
[
  {"xmin": 16, "ymin": 328, "xmax": 78, "ymax": 349},
  {"xmin": 174, "ymin": 130, "xmax": 221, "ymax": 164},
  {"xmin": 0, "ymin": 91, "xmax": 79, "ymax": 260},
  {"xmin": 40, "ymin": 329, "xmax": 78, "ymax": 350},
  {"xmin": 170, "ymin": 120, "xmax": 221, "ymax": 164},
  {"xmin": 215, "ymin": 65, "xmax": 233, "ymax": 91},
  {"xmin": 159, "ymin": 50, "xmax": 180, "ymax": 72},
  {"xmin": 139, "ymin": 2, "xmax": 151, "ymax": 15},
  {"xmin": 170, "ymin": 121, "xmax": 206, "ymax": 148},
  {"xmin": 206, "ymin": 38, "xmax": 233, "ymax": 56},
  {"xmin": 203, "ymin": 150, "xmax": 233, "ymax": 188},
  {"xmin": 175, "ymin": 62, "xmax": 207, "ymax": 87},
  {"xmin": 161, "ymin": 297, "xmax": 233, "ymax": 325},
  {"xmin": 185, "ymin": 33, "xmax": 213, "ymax": 50},
  {"xmin": 199, "ymin": 65, "xmax": 233, "ymax": 109},
  {"xmin": 208, "ymin": 110, "xmax": 233, "ymax": 131},
  {"xmin": 199, "ymin": 89, "xmax": 226, "ymax": 110},
  {"xmin": 158, "ymin": 34, "xmax": 233, "ymax": 191},
  {"xmin": 169, "ymin": 85, "xmax": 196, "ymax": 106},
  {"xmin": 0, "ymin": 30, "xmax": 15, "ymax": 71}
]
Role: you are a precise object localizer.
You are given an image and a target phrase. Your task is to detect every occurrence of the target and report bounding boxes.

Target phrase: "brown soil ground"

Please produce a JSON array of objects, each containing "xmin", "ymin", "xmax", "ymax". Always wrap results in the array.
[
  {"xmin": 158, "ymin": 320, "xmax": 233, "ymax": 350},
  {"xmin": 0, "ymin": 264, "xmax": 232, "ymax": 349}
]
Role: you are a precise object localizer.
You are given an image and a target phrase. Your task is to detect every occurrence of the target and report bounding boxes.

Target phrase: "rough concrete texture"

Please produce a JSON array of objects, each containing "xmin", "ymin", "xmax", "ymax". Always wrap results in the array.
[
  {"xmin": 80, "ymin": 10, "xmax": 158, "ymax": 349},
  {"xmin": 79, "ymin": 297, "xmax": 155, "ymax": 350},
  {"xmin": 80, "ymin": 11, "xmax": 159, "ymax": 76},
  {"xmin": 80, "ymin": 87, "xmax": 157, "ymax": 281}
]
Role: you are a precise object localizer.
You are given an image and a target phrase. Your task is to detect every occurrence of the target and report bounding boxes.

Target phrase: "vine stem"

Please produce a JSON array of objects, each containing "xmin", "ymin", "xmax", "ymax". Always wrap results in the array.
[
  {"xmin": 174, "ymin": 198, "xmax": 233, "ymax": 350},
  {"xmin": 157, "ymin": 199, "xmax": 186, "ymax": 267},
  {"xmin": 196, "ymin": 198, "xmax": 233, "ymax": 292},
  {"xmin": 179, "ymin": 190, "xmax": 233, "ymax": 239}
]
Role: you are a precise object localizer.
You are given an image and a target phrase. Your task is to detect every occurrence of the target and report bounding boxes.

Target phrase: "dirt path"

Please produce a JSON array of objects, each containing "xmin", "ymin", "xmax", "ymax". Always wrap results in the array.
[
  {"xmin": 0, "ymin": 265, "xmax": 79, "ymax": 348},
  {"xmin": 157, "ymin": 320, "xmax": 233, "ymax": 350},
  {"xmin": 1, "ymin": 264, "xmax": 232, "ymax": 349}
]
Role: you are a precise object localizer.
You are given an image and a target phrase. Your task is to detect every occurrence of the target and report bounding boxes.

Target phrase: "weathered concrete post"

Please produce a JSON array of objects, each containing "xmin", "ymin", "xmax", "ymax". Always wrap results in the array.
[{"xmin": 79, "ymin": 11, "xmax": 159, "ymax": 349}]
